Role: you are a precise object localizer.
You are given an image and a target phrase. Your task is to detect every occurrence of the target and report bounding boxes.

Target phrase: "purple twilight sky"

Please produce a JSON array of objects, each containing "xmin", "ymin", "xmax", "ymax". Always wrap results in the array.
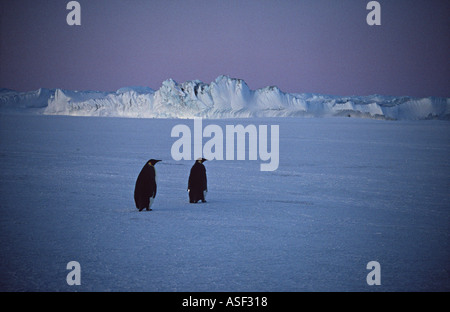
[{"xmin": 1, "ymin": 0, "xmax": 449, "ymax": 97}]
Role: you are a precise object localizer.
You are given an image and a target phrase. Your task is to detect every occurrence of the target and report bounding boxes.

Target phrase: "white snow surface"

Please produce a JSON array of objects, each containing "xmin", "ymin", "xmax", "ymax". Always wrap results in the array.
[
  {"xmin": 1, "ymin": 76, "xmax": 449, "ymax": 120},
  {"xmin": 0, "ymin": 114, "xmax": 449, "ymax": 291}
]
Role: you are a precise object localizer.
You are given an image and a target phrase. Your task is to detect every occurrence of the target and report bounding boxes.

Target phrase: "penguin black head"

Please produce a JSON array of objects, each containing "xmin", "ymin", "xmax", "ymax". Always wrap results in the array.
[
  {"xmin": 148, "ymin": 159, "xmax": 162, "ymax": 166},
  {"xmin": 196, "ymin": 158, "xmax": 207, "ymax": 164}
]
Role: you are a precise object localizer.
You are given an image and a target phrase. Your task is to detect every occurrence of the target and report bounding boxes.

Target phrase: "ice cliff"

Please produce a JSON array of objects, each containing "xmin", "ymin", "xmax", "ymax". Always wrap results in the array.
[{"xmin": 1, "ymin": 76, "xmax": 448, "ymax": 120}]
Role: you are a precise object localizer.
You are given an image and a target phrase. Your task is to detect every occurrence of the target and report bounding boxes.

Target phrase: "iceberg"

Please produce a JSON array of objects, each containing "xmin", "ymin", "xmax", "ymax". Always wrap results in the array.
[{"xmin": 1, "ymin": 76, "xmax": 449, "ymax": 120}]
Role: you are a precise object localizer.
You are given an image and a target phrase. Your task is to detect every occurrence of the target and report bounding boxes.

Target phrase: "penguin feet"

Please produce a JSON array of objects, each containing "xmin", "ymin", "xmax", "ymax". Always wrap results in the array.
[{"xmin": 189, "ymin": 200, "xmax": 206, "ymax": 203}]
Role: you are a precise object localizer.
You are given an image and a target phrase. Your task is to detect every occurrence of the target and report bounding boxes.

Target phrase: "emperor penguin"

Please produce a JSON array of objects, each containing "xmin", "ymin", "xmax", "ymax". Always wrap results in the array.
[
  {"xmin": 134, "ymin": 159, "xmax": 161, "ymax": 211},
  {"xmin": 188, "ymin": 158, "xmax": 208, "ymax": 203}
]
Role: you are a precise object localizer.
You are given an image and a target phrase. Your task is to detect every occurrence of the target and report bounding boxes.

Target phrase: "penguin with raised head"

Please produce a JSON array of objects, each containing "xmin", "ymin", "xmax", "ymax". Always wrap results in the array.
[
  {"xmin": 188, "ymin": 158, "xmax": 208, "ymax": 203},
  {"xmin": 134, "ymin": 159, "xmax": 161, "ymax": 211}
]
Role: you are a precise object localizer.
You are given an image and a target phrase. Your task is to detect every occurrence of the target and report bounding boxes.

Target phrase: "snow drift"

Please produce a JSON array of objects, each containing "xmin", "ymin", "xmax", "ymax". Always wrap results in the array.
[{"xmin": 1, "ymin": 76, "xmax": 449, "ymax": 120}]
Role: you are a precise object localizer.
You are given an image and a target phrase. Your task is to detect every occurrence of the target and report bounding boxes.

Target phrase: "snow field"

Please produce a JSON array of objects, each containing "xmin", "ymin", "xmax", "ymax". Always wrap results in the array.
[{"xmin": 0, "ymin": 115, "xmax": 449, "ymax": 291}]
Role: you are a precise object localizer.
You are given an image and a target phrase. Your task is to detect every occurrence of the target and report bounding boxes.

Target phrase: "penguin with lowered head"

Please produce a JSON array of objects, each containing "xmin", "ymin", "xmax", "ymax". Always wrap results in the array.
[{"xmin": 188, "ymin": 158, "xmax": 208, "ymax": 203}]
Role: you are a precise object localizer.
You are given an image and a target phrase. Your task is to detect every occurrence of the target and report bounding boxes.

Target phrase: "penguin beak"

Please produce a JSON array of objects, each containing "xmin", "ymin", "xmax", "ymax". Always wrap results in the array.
[{"xmin": 148, "ymin": 159, "xmax": 162, "ymax": 166}]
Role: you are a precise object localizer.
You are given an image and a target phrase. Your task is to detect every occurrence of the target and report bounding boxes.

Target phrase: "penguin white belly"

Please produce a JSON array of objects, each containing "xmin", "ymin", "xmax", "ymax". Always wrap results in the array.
[
  {"xmin": 150, "ymin": 169, "xmax": 157, "ymax": 208},
  {"xmin": 149, "ymin": 196, "xmax": 155, "ymax": 208}
]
